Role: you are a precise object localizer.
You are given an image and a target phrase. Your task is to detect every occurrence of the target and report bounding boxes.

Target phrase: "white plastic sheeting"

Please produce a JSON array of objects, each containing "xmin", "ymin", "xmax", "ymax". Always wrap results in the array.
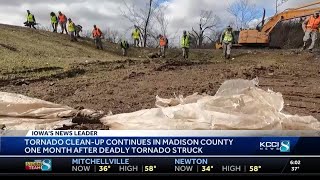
[
  {"xmin": 0, "ymin": 92, "xmax": 76, "ymax": 130},
  {"xmin": 1, "ymin": 79, "xmax": 319, "ymax": 130},
  {"xmin": 101, "ymin": 79, "xmax": 320, "ymax": 130}
]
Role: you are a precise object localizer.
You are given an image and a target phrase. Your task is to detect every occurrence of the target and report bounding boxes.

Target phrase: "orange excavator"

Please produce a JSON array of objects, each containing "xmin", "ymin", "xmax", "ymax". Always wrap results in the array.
[{"xmin": 216, "ymin": 1, "xmax": 320, "ymax": 48}]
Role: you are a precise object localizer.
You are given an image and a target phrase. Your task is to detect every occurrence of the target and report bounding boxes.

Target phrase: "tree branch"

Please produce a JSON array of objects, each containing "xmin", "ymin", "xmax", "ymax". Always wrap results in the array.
[
  {"xmin": 202, "ymin": 25, "xmax": 215, "ymax": 32},
  {"xmin": 227, "ymin": 0, "xmax": 259, "ymax": 29},
  {"xmin": 192, "ymin": 27, "xmax": 200, "ymax": 38},
  {"xmin": 204, "ymin": 35, "xmax": 214, "ymax": 42}
]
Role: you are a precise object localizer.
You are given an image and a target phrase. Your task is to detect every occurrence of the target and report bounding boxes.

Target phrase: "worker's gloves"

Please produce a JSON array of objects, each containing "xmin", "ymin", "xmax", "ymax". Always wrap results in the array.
[{"xmin": 302, "ymin": 26, "xmax": 306, "ymax": 32}]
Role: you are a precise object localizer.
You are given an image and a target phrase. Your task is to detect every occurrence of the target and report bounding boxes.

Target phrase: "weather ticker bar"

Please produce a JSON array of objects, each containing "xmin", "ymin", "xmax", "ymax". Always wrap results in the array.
[{"xmin": 0, "ymin": 157, "xmax": 319, "ymax": 175}]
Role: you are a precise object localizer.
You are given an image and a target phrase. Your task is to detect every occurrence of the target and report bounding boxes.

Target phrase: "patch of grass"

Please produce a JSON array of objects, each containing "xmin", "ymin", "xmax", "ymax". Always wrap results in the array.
[{"xmin": 0, "ymin": 24, "xmax": 124, "ymax": 80}]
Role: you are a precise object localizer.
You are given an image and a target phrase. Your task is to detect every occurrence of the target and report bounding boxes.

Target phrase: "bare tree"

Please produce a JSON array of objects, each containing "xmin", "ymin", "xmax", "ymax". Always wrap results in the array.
[
  {"xmin": 120, "ymin": 0, "xmax": 158, "ymax": 47},
  {"xmin": 227, "ymin": 0, "xmax": 259, "ymax": 30},
  {"xmin": 147, "ymin": 4, "xmax": 172, "ymax": 47},
  {"xmin": 103, "ymin": 28, "xmax": 120, "ymax": 43},
  {"xmin": 144, "ymin": 0, "xmax": 153, "ymax": 47},
  {"xmin": 205, "ymin": 30, "xmax": 222, "ymax": 44},
  {"xmin": 191, "ymin": 10, "xmax": 221, "ymax": 47},
  {"xmin": 155, "ymin": 5, "xmax": 170, "ymax": 36}
]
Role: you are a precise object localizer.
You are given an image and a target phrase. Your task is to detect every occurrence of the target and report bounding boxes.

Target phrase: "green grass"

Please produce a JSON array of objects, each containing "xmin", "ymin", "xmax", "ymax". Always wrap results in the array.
[
  {"xmin": 0, "ymin": 24, "xmax": 302, "ymax": 81},
  {"xmin": 0, "ymin": 24, "xmax": 122, "ymax": 79}
]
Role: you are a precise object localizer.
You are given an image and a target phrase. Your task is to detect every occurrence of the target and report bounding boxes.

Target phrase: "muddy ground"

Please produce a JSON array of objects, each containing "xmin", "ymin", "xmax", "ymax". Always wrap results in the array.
[{"xmin": 1, "ymin": 48, "xmax": 320, "ymax": 129}]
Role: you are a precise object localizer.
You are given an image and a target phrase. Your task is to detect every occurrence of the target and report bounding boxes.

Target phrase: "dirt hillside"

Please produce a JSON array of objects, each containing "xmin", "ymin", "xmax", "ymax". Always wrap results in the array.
[{"xmin": 1, "ymin": 24, "xmax": 320, "ymax": 129}]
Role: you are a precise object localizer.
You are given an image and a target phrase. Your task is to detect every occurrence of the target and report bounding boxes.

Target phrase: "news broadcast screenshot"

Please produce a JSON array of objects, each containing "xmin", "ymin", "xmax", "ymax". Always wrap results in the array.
[{"xmin": 1, "ymin": 0, "xmax": 320, "ymax": 176}]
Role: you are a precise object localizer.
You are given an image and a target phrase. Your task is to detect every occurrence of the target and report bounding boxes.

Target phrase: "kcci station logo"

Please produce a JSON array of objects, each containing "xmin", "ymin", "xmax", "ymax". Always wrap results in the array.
[
  {"xmin": 25, "ymin": 159, "xmax": 52, "ymax": 171},
  {"xmin": 260, "ymin": 140, "xmax": 290, "ymax": 152}
]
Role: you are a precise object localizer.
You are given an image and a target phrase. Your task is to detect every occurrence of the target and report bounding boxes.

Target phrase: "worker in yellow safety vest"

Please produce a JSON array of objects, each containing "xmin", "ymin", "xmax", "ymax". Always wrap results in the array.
[
  {"xmin": 120, "ymin": 39, "xmax": 129, "ymax": 56},
  {"xmin": 220, "ymin": 26, "xmax": 235, "ymax": 59},
  {"xmin": 181, "ymin": 30, "xmax": 190, "ymax": 59},
  {"xmin": 132, "ymin": 25, "xmax": 141, "ymax": 47},
  {"xmin": 26, "ymin": 10, "xmax": 36, "ymax": 29},
  {"xmin": 302, "ymin": 11, "xmax": 320, "ymax": 52},
  {"xmin": 50, "ymin": 12, "xmax": 58, "ymax": 33},
  {"xmin": 67, "ymin": 18, "xmax": 77, "ymax": 42}
]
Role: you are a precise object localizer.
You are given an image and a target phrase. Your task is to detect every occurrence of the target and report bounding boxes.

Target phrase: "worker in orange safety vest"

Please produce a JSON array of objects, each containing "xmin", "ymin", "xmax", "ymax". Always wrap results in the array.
[
  {"xmin": 58, "ymin": 11, "xmax": 68, "ymax": 35},
  {"xmin": 158, "ymin": 34, "xmax": 168, "ymax": 58},
  {"xmin": 92, "ymin": 25, "xmax": 103, "ymax": 50},
  {"xmin": 302, "ymin": 11, "xmax": 320, "ymax": 52}
]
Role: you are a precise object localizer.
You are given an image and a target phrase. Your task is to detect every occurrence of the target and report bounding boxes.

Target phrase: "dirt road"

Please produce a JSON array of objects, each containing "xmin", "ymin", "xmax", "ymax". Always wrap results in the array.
[{"xmin": 1, "ymin": 49, "xmax": 320, "ymax": 122}]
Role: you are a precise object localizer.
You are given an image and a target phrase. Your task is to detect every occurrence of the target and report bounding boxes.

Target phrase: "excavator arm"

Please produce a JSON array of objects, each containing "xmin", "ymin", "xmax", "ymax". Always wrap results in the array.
[
  {"xmin": 238, "ymin": 1, "xmax": 320, "ymax": 45},
  {"xmin": 262, "ymin": 1, "xmax": 320, "ymax": 35}
]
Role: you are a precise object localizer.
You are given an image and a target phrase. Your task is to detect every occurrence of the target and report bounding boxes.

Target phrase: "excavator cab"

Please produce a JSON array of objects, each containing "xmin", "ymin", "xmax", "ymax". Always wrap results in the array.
[
  {"xmin": 238, "ymin": 8, "xmax": 269, "ymax": 46},
  {"xmin": 238, "ymin": 30, "xmax": 269, "ymax": 45}
]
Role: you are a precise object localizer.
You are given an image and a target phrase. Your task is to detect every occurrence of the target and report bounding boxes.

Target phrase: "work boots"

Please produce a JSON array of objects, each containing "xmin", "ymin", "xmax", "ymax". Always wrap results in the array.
[
  {"xmin": 224, "ymin": 54, "xmax": 231, "ymax": 59},
  {"xmin": 302, "ymin": 42, "xmax": 307, "ymax": 50}
]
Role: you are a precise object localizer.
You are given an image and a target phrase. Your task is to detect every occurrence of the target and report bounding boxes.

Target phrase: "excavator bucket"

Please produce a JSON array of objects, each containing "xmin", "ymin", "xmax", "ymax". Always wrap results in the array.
[{"xmin": 215, "ymin": 43, "xmax": 223, "ymax": 49}]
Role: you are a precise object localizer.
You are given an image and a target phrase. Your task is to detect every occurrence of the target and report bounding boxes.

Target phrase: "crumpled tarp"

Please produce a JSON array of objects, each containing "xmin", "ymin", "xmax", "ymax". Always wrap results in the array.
[
  {"xmin": 101, "ymin": 79, "xmax": 320, "ymax": 130},
  {"xmin": 1, "ymin": 79, "xmax": 319, "ymax": 130},
  {"xmin": 0, "ymin": 92, "xmax": 76, "ymax": 130},
  {"xmin": 0, "ymin": 92, "xmax": 103, "ymax": 130}
]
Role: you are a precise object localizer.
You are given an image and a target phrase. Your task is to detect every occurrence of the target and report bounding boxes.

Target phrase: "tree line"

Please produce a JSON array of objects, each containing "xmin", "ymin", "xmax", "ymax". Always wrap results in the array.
[{"xmin": 37, "ymin": 0, "xmax": 259, "ymax": 48}]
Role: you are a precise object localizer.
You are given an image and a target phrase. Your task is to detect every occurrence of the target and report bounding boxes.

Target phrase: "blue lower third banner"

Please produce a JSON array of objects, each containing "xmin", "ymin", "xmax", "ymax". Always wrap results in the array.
[{"xmin": 1, "ymin": 136, "xmax": 320, "ymax": 156}]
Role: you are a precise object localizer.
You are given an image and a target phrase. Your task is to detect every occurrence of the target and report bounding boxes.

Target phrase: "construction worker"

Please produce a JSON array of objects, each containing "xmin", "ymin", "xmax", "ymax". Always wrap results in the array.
[
  {"xmin": 26, "ymin": 10, "xmax": 36, "ymax": 29},
  {"xmin": 75, "ymin": 25, "xmax": 83, "ymax": 37},
  {"xmin": 120, "ymin": 39, "xmax": 129, "ymax": 56},
  {"xmin": 181, "ymin": 30, "xmax": 190, "ymax": 59},
  {"xmin": 50, "ymin": 12, "xmax": 58, "ymax": 33},
  {"xmin": 220, "ymin": 26, "xmax": 235, "ymax": 59},
  {"xmin": 159, "ymin": 34, "xmax": 168, "ymax": 58},
  {"xmin": 67, "ymin": 18, "xmax": 77, "ymax": 42},
  {"xmin": 132, "ymin": 25, "xmax": 141, "ymax": 47},
  {"xmin": 92, "ymin": 25, "xmax": 103, "ymax": 50},
  {"xmin": 302, "ymin": 11, "xmax": 320, "ymax": 52},
  {"xmin": 58, "ymin": 11, "xmax": 68, "ymax": 34}
]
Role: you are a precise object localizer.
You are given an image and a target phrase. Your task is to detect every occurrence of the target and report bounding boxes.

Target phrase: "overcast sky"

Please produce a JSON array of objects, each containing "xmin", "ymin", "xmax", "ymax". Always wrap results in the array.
[{"xmin": 0, "ymin": 0, "xmax": 317, "ymax": 40}]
